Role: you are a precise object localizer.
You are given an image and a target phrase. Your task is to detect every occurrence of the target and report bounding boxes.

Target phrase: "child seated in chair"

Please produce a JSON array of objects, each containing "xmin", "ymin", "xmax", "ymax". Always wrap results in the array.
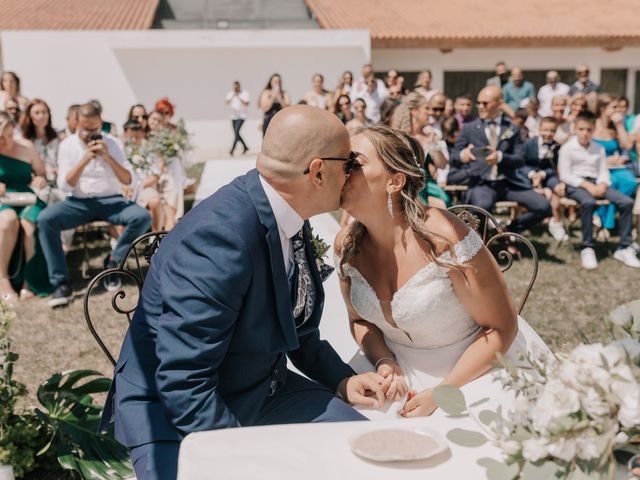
[
  {"xmin": 522, "ymin": 116, "xmax": 567, "ymax": 241},
  {"xmin": 558, "ymin": 111, "xmax": 639, "ymax": 270}
]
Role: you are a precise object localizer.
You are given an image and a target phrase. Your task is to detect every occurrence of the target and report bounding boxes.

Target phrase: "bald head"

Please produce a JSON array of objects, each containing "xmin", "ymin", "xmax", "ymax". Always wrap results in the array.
[
  {"xmin": 477, "ymin": 86, "xmax": 503, "ymax": 119},
  {"xmin": 257, "ymin": 105, "xmax": 350, "ymax": 180}
]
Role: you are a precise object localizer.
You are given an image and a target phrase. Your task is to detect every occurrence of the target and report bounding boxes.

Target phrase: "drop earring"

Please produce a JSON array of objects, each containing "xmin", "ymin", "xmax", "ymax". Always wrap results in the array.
[{"xmin": 387, "ymin": 192, "xmax": 394, "ymax": 217}]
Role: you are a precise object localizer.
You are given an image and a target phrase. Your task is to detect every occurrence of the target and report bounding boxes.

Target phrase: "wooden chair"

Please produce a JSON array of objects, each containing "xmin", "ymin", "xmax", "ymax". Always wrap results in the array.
[
  {"xmin": 447, "ymin": 204, "xmax": 539, "ymax": 314},
  {"xmin": 83, "ymin": 231, "xmax": 167, "ymax": 366},
  {"xmin": 558, "ymin": 197, "xmax": 611, "ymax": 249}
]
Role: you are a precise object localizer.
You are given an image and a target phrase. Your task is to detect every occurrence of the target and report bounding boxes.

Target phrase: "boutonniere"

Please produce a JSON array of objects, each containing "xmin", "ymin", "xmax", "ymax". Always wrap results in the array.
[
  {"xmin": 308, "ymin": 226, "xmax": 334, "ymax": 282},
  {"xmin": 500, "ymin": 127, "xmax": 515, "ymax": 142}
]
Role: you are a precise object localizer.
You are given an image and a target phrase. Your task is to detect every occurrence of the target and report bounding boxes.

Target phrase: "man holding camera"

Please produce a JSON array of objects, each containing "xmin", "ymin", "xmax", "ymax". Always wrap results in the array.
[{"xmin": 38, "ymin": 103, "xmax": 151, "ymax": 307}]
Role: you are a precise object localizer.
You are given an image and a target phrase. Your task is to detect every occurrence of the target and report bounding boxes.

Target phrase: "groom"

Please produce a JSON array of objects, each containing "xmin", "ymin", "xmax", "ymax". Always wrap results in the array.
[{"xmin": 100, "ymin": 105, "xmax": 385, "ymax": 480}]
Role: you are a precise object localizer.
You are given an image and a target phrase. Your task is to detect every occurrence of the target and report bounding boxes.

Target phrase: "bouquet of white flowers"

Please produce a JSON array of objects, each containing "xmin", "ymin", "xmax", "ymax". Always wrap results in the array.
[
  {"xmin": 146, "ymin": 119, "xmax": 193, "ymax": 166},
  {"xmin": 434, "ymin": 303, "xmax": 640, "ymax": 480},
  {"xmin": 124, "ymin": 139, "xmax": 154, "ymax": 173}
]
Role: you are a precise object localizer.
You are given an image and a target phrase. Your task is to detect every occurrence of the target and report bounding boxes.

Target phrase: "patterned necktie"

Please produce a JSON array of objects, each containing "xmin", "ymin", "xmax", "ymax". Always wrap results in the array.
[
  {"xmin": 290, "ymin": 229, "xmax": 316, "ymax": 327},
  {"xmin": 487, "ymin": 121, "xmax": 499, "ymax": 179}
]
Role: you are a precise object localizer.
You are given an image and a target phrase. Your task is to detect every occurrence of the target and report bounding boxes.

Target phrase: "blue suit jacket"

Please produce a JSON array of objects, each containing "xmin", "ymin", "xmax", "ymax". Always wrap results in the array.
[
  {"xmin": 101, "ymin": 169, "xmax": 355, "ymax": 447},
  {"xmin": 521, "ymin": 137, "xmax": 560, "ymax": 181},
  {"xmin": 450, "ymin": 117, "xmax": 530, "ymax": 190}
]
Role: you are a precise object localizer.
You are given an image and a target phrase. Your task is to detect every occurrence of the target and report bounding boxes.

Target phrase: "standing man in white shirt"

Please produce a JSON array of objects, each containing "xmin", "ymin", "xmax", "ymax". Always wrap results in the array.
[
  {"xmin": 225, "ymin": 81, "xmax": 250, "ymax": 155},
  {"xmin": 558, "ymin": 111, "xmax": 638, "ymax": 270},
  {"xmin": 38, "ymin": 103, "xmax": 151, "ymax": 307},
  {"xmin": 351, "ymin": 75, "xmax": 386, "ymax": 123},
  {"xmin": 537, "ymin": 71, "xmax": 570, "ymax": 116}
]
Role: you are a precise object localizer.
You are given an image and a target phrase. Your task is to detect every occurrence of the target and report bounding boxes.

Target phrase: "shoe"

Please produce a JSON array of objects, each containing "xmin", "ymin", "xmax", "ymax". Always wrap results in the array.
[
  {"xmin": 631, "ymin": 241, "xmax": 640, "ymax": 255},
  {"xmin": 48, "ymin": 283, "xmax": 72, "ymax": 308},
  {"xmin": 242, "ymin": 146, "xmax": 249, "ymax": 155},
  {"xmin": 229, "ymin": 148, "xmax": 234, "ymax": 156},
  {"xmin": 580, "ymin": 247, "xmax": 598, "ymax": 270},
  {"xmin": 548, "ymin": 219, "xmax": 568, "ymax": 242},
  {"xmin": 614, "ymin": 246, "xmax": 640, "ymax": 268},
  {"xmin": 102, "ymin": 255, "xmax": 122, "ymax": 291}
]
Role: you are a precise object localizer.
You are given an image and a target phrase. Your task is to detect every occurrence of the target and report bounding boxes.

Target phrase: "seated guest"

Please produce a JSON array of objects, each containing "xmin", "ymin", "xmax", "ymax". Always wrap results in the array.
[
  {"xmin": 21, "ymin": 99, "xmax": 59, "ymax": 189},
  {"xmin": 88, "ymin": 99, "xmax": 118, "ymax": 137},
  {"xmin": 592, "ymin": 95, "xmax": 637, "ymax": 237},
  {"xmin": 334, "ymin": 95, "xmax": 354, "ymax": 125},
  {"xmin": 127, "ymin": 104, "xmax": 149, "ymax": 133},
  {"xmin": 350, "ymin": 75, "xmax": 386, "ymax": 123},
  {"xmin": 346, "ymin": 98, "xmax": 371, "ymax": 133},
  {"xmin": 444, "ymin": 97, "xmax": 454, "ymax": 118},
  {"xmin": 302, "ymin": 74, "xmax": 333, "ymax": 111},
  {"xmin": 3, "ymin": 97, "xmax": 22, "ymax": 128},
  {"xmin": 512, "ymin": 108, "xmax": 530, "ymax": 140},
  {"xmin": 331, "ymin": 70, "xmax": 353, "ymax": 108},
  {"xmin": 0, "ymin": 112, "xmax": 51, "ymax": 302},
  {"xmin": 454, "ymin": 94, "xmax": 475, "ymax": 126},
  {"xmin": 38, "ymin": 103, "xmax": 151, "ymax": 307},
  {"xmin": 451, "ymin": 86, "xmax": 551, "ymax": 234},
  {"xmin": 123, "ymin": 121, "xmax": 162, "ymax": 231},
  {"xmin": 569, "ymin": 65, "xmax": 600, "ymax": 95},
  {"xmin": 558, "ymin": 112, "xmax": 638, "ymax": 269},
  {"xmin": 486, "ymin": 61, "xmax": 510, "ymax": 88},
  {"xmin": 0, "ymin": 72, "xmax": 28, "ymax": 111},
  {"xmin": 428, "ymin": 93, "xmax": 447, "ymax": 138},
  {"xmin": 59, "ymin": 104, "xmax": 80, "ymax": 141},
  {"xmin": 617, "ymin": 96, "xmax": 636, "ymax": 132},
  {"xmin": 551, "ymin": 96, "xmax": 571, "ymax": 144},
  {"xmin": 538, "ymin": 70, "xmax": 570, "ymax": 116},
  {"xmin": 503, "ymin": 67, "xmax": 535, "ymax": 112},
  {"xmin": 524, "ymin": 96, "xmax": 541, "ymax": 138},
  {"xmin": 522, "ymin": 116, "xmax": 567, "ymax": 241}
]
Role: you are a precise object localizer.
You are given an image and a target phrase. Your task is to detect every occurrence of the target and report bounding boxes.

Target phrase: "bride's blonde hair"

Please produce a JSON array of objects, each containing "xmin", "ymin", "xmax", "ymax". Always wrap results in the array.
[{"xmin": 340, "ymin": 125, "xmax": 466, "ymax": 277}]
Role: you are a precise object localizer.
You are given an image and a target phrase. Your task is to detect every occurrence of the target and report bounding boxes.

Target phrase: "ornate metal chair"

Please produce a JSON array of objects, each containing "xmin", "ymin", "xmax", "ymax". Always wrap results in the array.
[
  {"xmin": 83, "ymin": 231, "xmax": 167, "ymax": 366},
  {"xmin": 447, "ymin": 204, "xmax": 539, "ymax": 314}
]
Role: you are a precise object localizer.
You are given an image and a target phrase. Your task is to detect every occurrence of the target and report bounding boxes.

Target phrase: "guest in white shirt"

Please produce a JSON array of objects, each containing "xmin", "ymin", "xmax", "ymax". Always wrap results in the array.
[
  {"xmin": 302, "ymin": 74, "xmax": 333, "ymax": 111},
  {"xmin": 524, "ymin": 96, "xmax": 542, "ymax": 138},
  {"xmin": 38, "ymin": 103, "xmax": 151, "ymax": 307},
  {"xmin": 558, "ymin": 111, "xmax": 638, "ymax": 269},
  {"xmin": 427, "ymin": 93, "xmax": 446, "ymax": 138},
  {"xmin": 351, "ymin": 76, "xmax": 386, "ymax": 123},
  {"xmin": 351, "ymin": 63, "xmax": 388, "ymax": 102},
  {"xmin": 538, "ymin": 71, "xmax": 570, "ymax": 116},
  {"xmin": 414, "ymin": 70, "xmax": 439, "ymax": 102},
  {"xmin": 225, "ymin": 81, "xmax": 250, "ymax": 155}
]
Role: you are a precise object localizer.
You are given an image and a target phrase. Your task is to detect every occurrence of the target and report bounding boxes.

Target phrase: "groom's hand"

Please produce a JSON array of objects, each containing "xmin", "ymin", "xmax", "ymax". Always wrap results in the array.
[{"xmin": 337, "ymin": 373, "xmax": 386, "ymax": 409}]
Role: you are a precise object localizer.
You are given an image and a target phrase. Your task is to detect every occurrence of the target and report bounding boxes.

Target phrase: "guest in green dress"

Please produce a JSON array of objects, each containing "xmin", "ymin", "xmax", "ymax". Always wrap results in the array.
[{"xmin": 0, "ymin": 112, "xmax": 52, "ymax": 301}]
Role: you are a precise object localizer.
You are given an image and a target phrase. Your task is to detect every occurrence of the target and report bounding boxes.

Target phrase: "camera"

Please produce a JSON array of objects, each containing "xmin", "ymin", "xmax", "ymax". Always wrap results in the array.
[{"xmin": 89, "ymin": 133, "xmax": 103, "ymax": 142}]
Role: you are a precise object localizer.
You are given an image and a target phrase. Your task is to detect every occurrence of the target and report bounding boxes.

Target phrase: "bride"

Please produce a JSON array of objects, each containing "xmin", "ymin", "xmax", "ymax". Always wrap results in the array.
[{"xmin": 335, "ymin": 125, "xmax": 519, "ymax": 417}]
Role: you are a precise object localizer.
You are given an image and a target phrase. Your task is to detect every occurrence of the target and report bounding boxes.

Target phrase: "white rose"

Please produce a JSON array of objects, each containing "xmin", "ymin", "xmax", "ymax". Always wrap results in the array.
[
  {"xmin": 532, "ymin": 380, "xmax": 580, "ymax": 432},
  {"xmin": 616, "ymin": 383, "xmax": 640, "ymax": 428},
  {"xmin": 523, "ymin": 437, "xmax": 549, "ymax": 462},
  {"xmin": 500, "ymin": 440, "xmax": 522, "ymax": 456},
  {"xmin": 581, "ymin": 387, "xmax": 613, "ymax": 419},
  {"xmin": 547, "ymin": 437, "xmax": 577, "ymax": 462},
  {"xmin": 576, "ymin": 425, "xmax": 617, "ymax": 460}
]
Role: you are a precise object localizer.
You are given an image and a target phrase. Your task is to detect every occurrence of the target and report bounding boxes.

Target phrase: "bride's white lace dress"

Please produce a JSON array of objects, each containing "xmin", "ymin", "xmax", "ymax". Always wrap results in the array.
[{"xmin": 337, "ymin": 229, "xmax": 547, "ymax": 419}]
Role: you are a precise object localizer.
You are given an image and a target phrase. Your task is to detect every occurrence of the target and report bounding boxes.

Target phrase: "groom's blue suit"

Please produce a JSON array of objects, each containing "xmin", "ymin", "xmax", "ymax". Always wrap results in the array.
[{"xmin": 100, "ymin": 169, "xmax": 364, "ymax": 479}]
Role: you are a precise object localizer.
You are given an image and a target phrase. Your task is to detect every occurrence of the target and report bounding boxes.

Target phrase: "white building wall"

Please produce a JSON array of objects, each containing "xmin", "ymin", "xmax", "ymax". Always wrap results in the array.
[
  {"xmin": 1, "ymin": 30, "xmax": 370, "ymax": 158},
  {"xmin": 374, "ymin": 46, "xmax": 640, "ymax": 104}
]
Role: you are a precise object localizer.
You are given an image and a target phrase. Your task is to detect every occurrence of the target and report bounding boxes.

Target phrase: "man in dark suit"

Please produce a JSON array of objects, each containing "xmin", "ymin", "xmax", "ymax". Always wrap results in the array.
[
  {"xmin": 100, "ymin": 106, "xmax": 386, "ymax": 480},
  {"xmin": 450, "ymin": 85, "xmax": 551, "ymax": 233}
]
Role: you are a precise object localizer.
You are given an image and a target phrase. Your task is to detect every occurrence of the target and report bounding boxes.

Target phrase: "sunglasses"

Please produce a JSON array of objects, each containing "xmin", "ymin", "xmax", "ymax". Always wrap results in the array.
[
  {"xmin": 303, "ymin": 151, "xmax": 361, "ymax": 175},
  {"xmin": 430, "ymin": 107, "xmax": 445, "ymax": 112},
  {"xmin": 136, "ymin": 114, "xmax": 148, "ymax": 120},
  {"xmin": 339, "ymin": 101, "xmax": 351, "ymax": 107}
]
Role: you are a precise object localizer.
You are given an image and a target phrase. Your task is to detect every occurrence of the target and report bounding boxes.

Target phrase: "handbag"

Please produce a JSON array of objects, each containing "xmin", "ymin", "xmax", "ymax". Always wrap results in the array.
[{"xmin": 0, "ymin": 192, "xmax": 38, "ymax": 207}]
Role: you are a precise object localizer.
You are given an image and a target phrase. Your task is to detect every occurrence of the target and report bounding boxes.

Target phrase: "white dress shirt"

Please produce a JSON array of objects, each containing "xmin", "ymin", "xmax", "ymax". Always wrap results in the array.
[
  {"xmin": 483, "ymin": 115, "xmax": 504, "ymax": 180},
  {"xmin": 57, "ymin": 133, "xmax": 135, "ymax": 198},
  {"xmin": 537, "ymin": 82, "xmax": 570, "ymax": 117},
  {"xmin": 558, "ymin": 136, "xmax": 611, "ymax": 188},
  {"xmin": 259, "ymin": 175, "xmax": 304, "ymax": 277},
  {"xmin": 226, "ymin": 90, "xmax": 250, "ymax": 120}
]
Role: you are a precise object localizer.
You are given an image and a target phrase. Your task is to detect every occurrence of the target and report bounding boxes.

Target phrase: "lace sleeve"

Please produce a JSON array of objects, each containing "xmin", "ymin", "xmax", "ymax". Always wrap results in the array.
[{"xmin": 453, "ymin": 230, "xmax": 484, "ymax": 263}]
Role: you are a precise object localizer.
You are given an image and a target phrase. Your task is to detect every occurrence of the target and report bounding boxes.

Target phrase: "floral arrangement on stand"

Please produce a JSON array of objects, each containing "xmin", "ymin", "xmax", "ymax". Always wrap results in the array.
[{"xmin": 433, "ymin": 300, "xmax": 640, "ymax": 480}]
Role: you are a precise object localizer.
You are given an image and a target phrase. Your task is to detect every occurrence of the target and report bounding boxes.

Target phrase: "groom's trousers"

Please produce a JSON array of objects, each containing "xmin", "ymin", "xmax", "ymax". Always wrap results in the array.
[{"xmin": 128, "ymin": 371, "xmax": 366, "ymax": 480}]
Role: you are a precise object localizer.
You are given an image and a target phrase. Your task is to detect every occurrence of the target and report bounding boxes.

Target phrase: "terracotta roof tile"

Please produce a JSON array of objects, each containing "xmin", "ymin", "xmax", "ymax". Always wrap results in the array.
[
  {"xmin": 0, "ymin": 0, "xmax": 159, "ymax": 30},
  {"xmin": 305, "ymin": 0, "xmax": 640, "ymax": 48}
]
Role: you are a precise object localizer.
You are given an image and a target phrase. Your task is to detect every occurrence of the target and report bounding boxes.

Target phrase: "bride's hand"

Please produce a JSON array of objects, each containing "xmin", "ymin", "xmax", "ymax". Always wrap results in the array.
[
  {"xmin": 398, "ymin": 388, "xmax": 438, "ymax": 417},
  {"xmin": 377, "ymin": 360, "xmax": 409, "ymax": 400}
]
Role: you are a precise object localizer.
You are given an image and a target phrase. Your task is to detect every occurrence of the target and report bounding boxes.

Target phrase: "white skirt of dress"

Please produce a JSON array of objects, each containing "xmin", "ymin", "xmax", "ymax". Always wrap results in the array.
[{"xmin": 350, "ymin": 316, "xmax": 550, "ymax": 420}]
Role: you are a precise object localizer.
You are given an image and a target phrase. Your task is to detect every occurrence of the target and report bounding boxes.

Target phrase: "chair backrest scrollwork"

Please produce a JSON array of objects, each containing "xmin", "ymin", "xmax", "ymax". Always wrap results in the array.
[
  {"xmin": 447, "ymin": 205, "xmax": 539, "ymax": 314},
  {"xmin": 83, "ymin": 231, "xmax": 167, "ymax": 366}
]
